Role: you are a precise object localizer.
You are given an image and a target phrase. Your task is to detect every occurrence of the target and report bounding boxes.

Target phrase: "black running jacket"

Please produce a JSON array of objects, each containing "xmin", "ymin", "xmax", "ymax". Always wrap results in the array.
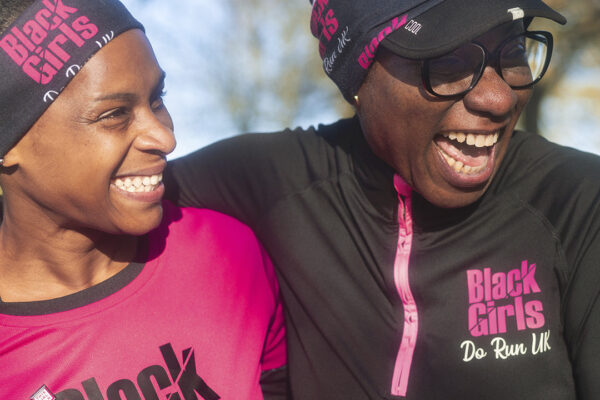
[{"xmin": 164, "ymin": 117, "xmax": 600, "ymax": 399}]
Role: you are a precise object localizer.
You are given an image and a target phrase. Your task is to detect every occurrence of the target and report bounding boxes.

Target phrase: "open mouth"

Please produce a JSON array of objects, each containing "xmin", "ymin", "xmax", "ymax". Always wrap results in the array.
[
  {"xmin": 112, "ymin": 173, "xmax": 163, "ymax": 193},
  {"xmin": 434, "ymin": 131, "xmax": 501, "ymax": 186}
]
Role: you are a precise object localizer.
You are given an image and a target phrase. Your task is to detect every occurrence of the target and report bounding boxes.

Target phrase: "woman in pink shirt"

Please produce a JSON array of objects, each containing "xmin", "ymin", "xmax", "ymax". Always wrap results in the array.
[{"xmin": 0, "ymin": 1, "xmax": 286, "ymax": 399}]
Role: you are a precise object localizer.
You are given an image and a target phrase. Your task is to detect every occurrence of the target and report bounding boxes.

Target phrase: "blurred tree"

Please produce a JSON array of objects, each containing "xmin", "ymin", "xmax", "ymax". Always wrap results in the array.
[
  {"xmin": 524, "ymin": 0, "xmax": 600, "ymax": 133},
  {"xmin": 130, "ymin": 0, "xmax": 352, "ymax": 134},
  {"xmin": 130, "ymin": 0, "xmax": 599, "ymax": 143},
  {"xmin": 208, "ymin": 0, "xmax": 352, "ymax": 132}
]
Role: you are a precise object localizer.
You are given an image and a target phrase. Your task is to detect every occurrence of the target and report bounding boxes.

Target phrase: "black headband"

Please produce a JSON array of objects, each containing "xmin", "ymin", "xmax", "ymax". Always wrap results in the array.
[
  {"xmin": 310, "ymin": 0, "xmax": 565, "ymax": 103},
  {"xmin": 0, "ymin": 0, "xmax": 144, "ymax": 156}
]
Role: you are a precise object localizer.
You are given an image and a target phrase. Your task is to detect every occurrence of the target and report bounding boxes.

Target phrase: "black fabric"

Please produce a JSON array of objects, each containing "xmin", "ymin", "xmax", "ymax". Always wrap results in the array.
[
  {"xmin": 382, "ymin": 0, "xmax": 566, "ymax": 59},
  {"xmin": 309, "ymin": 0, "xmax": 565, "ymax": 102},
  {"xmin": 261, "ymin": 366, "xmax": 291, "ymax": 400},
  {"xmin": 0, "ymin": 0, "xmax": 144, "ymax": 156},
  {"xmin": 165, "ymin": 118, "xmax": 600, "ymax": 399}
]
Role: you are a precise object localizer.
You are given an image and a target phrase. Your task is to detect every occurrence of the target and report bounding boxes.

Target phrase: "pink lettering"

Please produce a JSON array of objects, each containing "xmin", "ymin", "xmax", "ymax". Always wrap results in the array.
[
  {"xmin": 11, "ymin": 26, "xmax": 35, "ymax": 51},
  {"xmin": 35, "ymin": 8, "xmax": 53, "ymax": 30},
  {"xmin": 466, "ymin": 260, "xmax": 546, "ymax": 337},
  {"xmin": 491, "ymin": 272, "xmax": 506, "ymax": 300},
  {"xmin": 42, "ymin": 0, "xmax": 79, "ymax": 20},
  {"xmin": 47, "ymin": 34, "xmax": 69, "ymax": 62},
  {"xmin": 23, "ymin": 55, "xmax": 57, "ymax": 84},
  {"xmin": 496, "ymin": 304, "xmax": 515, "ymax": 334},
  {"xmin": 521, "ymin": 261, "xmax": 541, "ymax": 294},
  {"xmin": 357, "ymin": 14, "xmax": 408, "ymax": 70},
  {"xmin": 507, "ymin": 269, "xmax": 522, "ymax": 296},
  {"xmin": 58, "ymin": 23, "xmax": 84, "ymax": 47},
  {"xmin": 325, "ymin": 9, "xmax": 338, "ymax": 38},
  {"xmin": 23, "ymin": 20, "xmax": 48, "ymax": 45},
  {"xmin": 484, "ymin": 268, "xmax": 492, "ymax": 302},
  {"xmin": 487, "ymin": 301, "xmax": 498, "ymax": 335},
  {"xmin": 0, "ymin": 34, "xmax": 29, "ymax": 65},
  {"xmin": 467, "ymin": 269, "xmax": 483, "ymax": 303},
  {"xmin": 42, "ymin": 47, "xmax": 64, "ymax": 70},
  {"xmin": 514, "ymin": 295, "xmax": 526, "ymax": 331},
  {"xmin": 71, "ymin": 16, "xmax": 98, "ymax": 40},
  {"xmin": 468, "ymin": 303, "xmax": 487, "ymax": 337},
  {"xmin": 525, "ymin": 300, "xmax": 545, "ymax": 328},
  {"xmin": 358, "ymin": 53, "xmax": 370, "ymax": 69}
]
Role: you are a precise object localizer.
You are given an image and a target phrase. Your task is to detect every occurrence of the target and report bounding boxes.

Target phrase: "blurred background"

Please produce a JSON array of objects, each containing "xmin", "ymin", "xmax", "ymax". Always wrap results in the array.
[{"xmin": 122, "ymin": 0, "xmax": 600, "ymax": 159}]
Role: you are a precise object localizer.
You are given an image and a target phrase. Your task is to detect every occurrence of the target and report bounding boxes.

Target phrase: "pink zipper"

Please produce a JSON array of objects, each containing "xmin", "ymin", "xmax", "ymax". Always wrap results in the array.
[{"xmin": 390, "ymin": 174, "xmax": 418, "ymax": 397}]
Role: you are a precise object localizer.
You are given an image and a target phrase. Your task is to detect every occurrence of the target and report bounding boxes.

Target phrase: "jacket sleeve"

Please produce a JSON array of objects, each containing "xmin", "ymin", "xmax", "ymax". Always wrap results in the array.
[
  {"xmin": 563, "ymin": 220, "xmax": 600, "ymax": 399},
  {"xmin": 164, "ymin": 134, "xmax": 270, "ymax": 227},
  {"xmin": 164, "ymin": 126, "xmax": 328, "ymax": 229},
  {"xmin": 259, "ymin": 246, "xmax": 289, "ymax": 399}
]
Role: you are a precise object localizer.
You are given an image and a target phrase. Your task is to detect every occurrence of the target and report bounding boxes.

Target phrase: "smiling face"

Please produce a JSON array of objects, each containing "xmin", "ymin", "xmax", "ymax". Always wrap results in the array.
[
  {"xmin": 2, "ymin": 29, "xmax": 175, "ymax": 236},
  {"xmin": 356, "ymin": 22, "xmax": 531, "ymax": 208}
]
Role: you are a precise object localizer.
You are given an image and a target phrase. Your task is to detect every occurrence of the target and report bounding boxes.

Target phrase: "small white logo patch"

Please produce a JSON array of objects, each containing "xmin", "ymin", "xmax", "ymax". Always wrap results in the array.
[
  {"xmin": 507, "ymin": 7, "xmax": 525, "ymax": 20},
  {"xmin": 30, "ymin": 385, "xmax": 55, "ymax": 400}
]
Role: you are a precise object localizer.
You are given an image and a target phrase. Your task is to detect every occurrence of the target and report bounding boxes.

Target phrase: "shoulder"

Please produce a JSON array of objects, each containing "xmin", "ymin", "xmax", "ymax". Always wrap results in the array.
[
  {"xmin": 172, "ymin": 117, "xmax": 359, "ymax": 175},
  {"xmin": 492, "ymin": 131, "xmax": 600, "ymax": 266},
  {"xmin": 493, "ymin": 131, "xmax": 600, "ymax": 201},
  {"xmin": 158, "ymin": 201, "xmax": 262, "ymax": 252}
]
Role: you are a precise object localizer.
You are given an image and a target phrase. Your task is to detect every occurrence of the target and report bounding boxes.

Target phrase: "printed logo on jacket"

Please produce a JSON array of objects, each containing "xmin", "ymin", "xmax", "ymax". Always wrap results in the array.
[
  {"xmin": 34, "ymin": 343, "xmax": 220, "ymax": 400},
  {"xmin": 460, "ymin": 260, "xmax": 551, "ymax": 362}
]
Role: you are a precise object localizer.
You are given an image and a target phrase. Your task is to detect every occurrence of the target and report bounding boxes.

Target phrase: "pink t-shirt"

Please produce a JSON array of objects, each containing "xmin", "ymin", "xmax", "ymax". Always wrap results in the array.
[{"xmin": 0, "ymin": 202, "xmax": 286, "ymax": 399}]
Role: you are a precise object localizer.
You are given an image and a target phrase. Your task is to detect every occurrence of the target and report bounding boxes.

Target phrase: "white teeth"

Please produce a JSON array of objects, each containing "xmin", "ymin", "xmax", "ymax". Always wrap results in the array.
[
  {"xmin": 466, "ymin": 134, "xmax": 476, "ymax": 146},
  {"xmin": 475, "ymin": 135, "xmax": 486, "ymax": 148},
  {"xmin": 113, "ymin": 173, "xmax": 163, "ymax": 192},
  {"xmin": 438, "ymin": 131, "xmax": 499, "ymax": 174},
  {"xmin": 439, "ymin": 148, "xmax": 487, "ymax": 175},
  {"xmin": 442, "ymin": 131, "xmax": 499, "ymax": 148},
  {"xmin": 454, "ymin": 161, "xmax": 464, "ymax": 173}
]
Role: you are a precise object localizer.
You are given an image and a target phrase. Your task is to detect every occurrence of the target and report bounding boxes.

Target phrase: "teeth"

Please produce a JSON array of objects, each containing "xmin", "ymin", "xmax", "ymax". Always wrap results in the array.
[
  {"xmin": 454, "ymin": 161, "xmax": 464, "ymax": 173},
  {"xmin": 113, "ymin": 173, "xmax": 163, "ymax": 192},
  {"xmin": 442, "ymin": 131, "xmax": 499, "ymax": 148},
  {"xmin": 439, "ymin": 148, "xmax": 487, "ymax": 175}
]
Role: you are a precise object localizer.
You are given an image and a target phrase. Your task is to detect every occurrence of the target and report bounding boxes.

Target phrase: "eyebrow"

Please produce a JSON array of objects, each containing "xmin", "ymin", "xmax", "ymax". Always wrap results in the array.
[{"xmin": 93, "ymin": 70, "xmax": 167, "ymax": 102}]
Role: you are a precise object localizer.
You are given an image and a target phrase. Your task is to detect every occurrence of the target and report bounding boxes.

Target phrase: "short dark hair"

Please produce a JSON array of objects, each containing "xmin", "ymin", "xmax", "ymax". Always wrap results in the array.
[{"xmin": 0, "ymin": 0, "xmax": 36, "ymax": 34}]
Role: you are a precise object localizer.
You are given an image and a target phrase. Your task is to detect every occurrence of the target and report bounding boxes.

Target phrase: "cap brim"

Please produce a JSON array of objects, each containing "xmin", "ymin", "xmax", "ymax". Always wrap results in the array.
[{"xmin": 381, "ymin": 0, "xmax": 566, "ymax": 59}]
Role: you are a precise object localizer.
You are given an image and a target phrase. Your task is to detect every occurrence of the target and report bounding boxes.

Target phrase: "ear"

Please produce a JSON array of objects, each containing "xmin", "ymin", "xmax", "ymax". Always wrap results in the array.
[{"xmin": 1, "ymin": 142, "xmax": 25, "ymax": 169}]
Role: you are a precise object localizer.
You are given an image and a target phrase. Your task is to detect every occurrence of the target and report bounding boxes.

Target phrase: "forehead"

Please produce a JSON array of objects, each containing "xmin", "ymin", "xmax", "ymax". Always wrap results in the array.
[{"xmin": 61, "ymin": 29, "xmax": 161, "ymax": 100}]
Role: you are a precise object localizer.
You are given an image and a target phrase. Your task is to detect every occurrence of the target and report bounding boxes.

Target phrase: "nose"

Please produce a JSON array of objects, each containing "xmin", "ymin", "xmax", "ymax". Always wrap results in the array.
[
  {"xmin": 134, "ymin": 108, "xmax": 176, "ymax": 156},
  {"xmin": 462, "ymin": 66, "xmax": 519, "ymax": 119}
]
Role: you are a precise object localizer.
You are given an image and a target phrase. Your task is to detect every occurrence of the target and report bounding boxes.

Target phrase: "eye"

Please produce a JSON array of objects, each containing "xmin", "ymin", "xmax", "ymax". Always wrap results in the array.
[
  {"xmin": 97, "ymin": 107, "xmax": 129, "ymax": 121},
  {"xmin": 150, "ymin": 87, "xmax": 167, "ymax": 110}
]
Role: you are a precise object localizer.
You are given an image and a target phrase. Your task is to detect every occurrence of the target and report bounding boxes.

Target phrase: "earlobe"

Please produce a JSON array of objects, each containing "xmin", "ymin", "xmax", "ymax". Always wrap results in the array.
[{"xmin": 1, "ymin": 147, "xmax": 21, "ymax": 169}]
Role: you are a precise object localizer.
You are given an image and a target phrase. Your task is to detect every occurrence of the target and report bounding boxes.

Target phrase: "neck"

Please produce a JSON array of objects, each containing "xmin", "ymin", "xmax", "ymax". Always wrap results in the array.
[{"xmin": 0, "ymin": 202, "xmax": 139, "ymax": 303}]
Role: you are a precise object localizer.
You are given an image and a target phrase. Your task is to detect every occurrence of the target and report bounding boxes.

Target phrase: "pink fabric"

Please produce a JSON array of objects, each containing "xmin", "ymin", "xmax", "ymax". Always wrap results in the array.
[
  {"xmin": 390, "ymin": 175, "xmax": 418, "ymax": 397},
  {"xmin": 0, "ymin": 202, "xmax": 286, "ymax": 399}
]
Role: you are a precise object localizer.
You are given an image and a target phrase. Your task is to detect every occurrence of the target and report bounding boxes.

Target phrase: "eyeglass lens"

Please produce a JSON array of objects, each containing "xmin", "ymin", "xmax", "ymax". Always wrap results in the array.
[{"xmin": 426, "ymin": 33, "xmax": 550, "ymax": 97}]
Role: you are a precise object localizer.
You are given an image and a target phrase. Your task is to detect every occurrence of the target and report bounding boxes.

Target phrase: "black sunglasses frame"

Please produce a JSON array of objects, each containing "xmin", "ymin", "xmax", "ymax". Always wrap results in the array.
[{"xmin": 421, "ymin": 31, "xmax": 554, "ymax": 99}]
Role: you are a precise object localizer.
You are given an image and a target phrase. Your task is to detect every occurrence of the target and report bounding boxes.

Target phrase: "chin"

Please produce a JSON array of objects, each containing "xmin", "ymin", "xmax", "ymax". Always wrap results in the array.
[
  {"xmin": 424, "ymin": 187, "xmax": 487, "ymax": 209},
  {"xmin": 117, "ymin": 208, "xmax": 164, "ymax": 236}
]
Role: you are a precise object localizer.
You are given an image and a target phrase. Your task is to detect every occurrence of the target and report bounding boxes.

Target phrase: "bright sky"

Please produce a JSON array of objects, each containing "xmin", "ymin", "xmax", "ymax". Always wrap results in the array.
[{"xmin": 122, "ymin": 0, "xmax": 600, "ymax": 159}]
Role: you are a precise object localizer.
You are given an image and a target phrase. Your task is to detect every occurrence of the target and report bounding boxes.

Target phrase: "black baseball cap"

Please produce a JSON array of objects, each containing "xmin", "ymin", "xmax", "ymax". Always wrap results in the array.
[
  {"xmin": 382, "ymin": 0, "xmax": 567, "ymax": 59},
  {"xmin": 310, "ymin": 0, "xmax": 566, "ymax": 102}
]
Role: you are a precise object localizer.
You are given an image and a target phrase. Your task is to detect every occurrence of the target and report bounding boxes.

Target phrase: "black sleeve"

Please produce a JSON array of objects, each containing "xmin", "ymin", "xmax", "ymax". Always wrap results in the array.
[
  {"xmin": 260, "ymin": 366, "xmax": 290, "ymax": 400},
  {"xmin": 562, "ymin": 219, "xmax": 600, "ymax": 399},
  {"xmin": 164, "ymin": 134, "xmax": 274, "ymax": 227},
  {"xmin": 164, "ymin": 126, "xmax": 330, "ymax": 228}
]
